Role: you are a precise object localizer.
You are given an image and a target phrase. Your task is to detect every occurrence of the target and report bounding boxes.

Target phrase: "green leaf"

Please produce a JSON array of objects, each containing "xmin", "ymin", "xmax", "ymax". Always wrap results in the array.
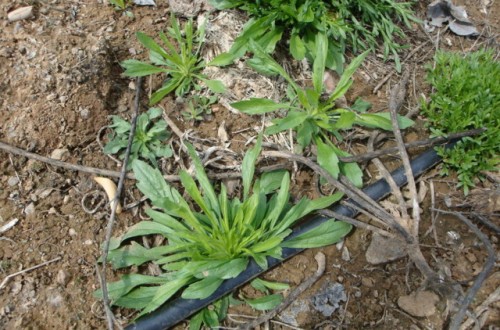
[
  {"xmin": 332, "ymin": 111, "xmax": 356, "ymax": 130},
  {"xmin": 94, "ymin": 274, "xmax": 169, "ymax": 302},
  {"xmin": 312, "ymin": 32, "xmax": 328, "ymax": 94},
  {"xmin": 290, "ymin": 34, "xmax": 306, "ymax": 60},
  {"xmin": 132, "ymin": 160, "xmax": 176, "ymax": 203},
  {"xmin": 185, "ymin": 143, "xmax": 221, "ymax": 218},
  {"xmin": 194, "ymin": 258, "xmax": 249, "ymax": 279},
  {"xmin": 121, "ymin": 221, "xmax": 173, "ymax": 241},
  {"xmin": 258, "ymin": 170, "xmax": 287, "ymax": 195},
  {"xmin": 242, "ymin": 134, "xmax": 262, "ymax": 200},
  {"xmin": 282, "ymin": 220, "xmax": 352, "ymax": 248},
  {"xmin": 316, "ymin": 139, "xmax": 340, "ymax": 180},
  {"xmin": 121, "ymin": 59, "xmax": 167, "ymax": 77},
  {"xmin": 189, "ymin": 311, "xmax": 204, "ymax": 330},
  {"xmin": 328, "ymin": 50, "xmax": 369, "ymax": 103},
  {"xmin": 251, "ymin": 278, "xmax": 290, "ymax": 293},
  {"xmin": 114, "ymin": 286, "xmax": 157, "ymax": 309},
  {"xmin": 182, "ymin": 277, "xmax": 224, "ymax": 300},
  {"xmin": 265, "ymin": 111, "xmax": 308, "ymax": 135},
  {"xmin": 231, "ymin": 98, "xmax": 290, "ymax": 115},
  {"xmin": 136, "ymin": 32, "xmax": 169, "ymax": 59},
  {"xmin": 150, "ymin": 78, "xmax": 180, "ymax": 105},
  {"xmin": 208, "ymin": 52, "xmax": 237, "ymax": 66},
  {"xmin": 201, "ymin": 79, "xmax": 226, "ymax": 93},
  {"xmin": 140, "ymin": 276, "xmax": 192, "ymax": 316},
  {"xmin": 245, "ymin": 294, "xmax": 283, "ymax": 311},
  {"xmin": 370, "ymin": 113, "xmax": 415, "ymax": 129}
]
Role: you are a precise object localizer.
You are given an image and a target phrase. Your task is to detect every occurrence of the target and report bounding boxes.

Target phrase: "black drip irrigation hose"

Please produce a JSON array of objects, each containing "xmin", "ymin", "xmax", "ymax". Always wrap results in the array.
[{"xmin": 126, "ymin": 143, "xmax": 455, "ymax": 330}]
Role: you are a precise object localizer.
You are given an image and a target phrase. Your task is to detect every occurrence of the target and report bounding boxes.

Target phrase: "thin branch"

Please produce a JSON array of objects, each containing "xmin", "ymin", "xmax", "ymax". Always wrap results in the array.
[
  {"xmin": 0, "ymin": 257, "xmax": 61, "ymax": 290},
  {"xmin": 433, "ymin": 210, "xmax": 496, "ymax": 330},
  {"xmin": 238, "ymin": 252, "xmax": 326, "ymax": 330},
  {"xmin": 368, "ymin": 131, "xmax": 409, "ymax": 221},
  {"xmin": 388, "ymin": 70, "xmax": 421, "ymax": 236},
  {"xmin": 319, "ymin": 209, "xmax": 395, "ymax": 238},
  {"xmin": 100, "ymin": 76, "xmax": 143, "ymax": 330}
]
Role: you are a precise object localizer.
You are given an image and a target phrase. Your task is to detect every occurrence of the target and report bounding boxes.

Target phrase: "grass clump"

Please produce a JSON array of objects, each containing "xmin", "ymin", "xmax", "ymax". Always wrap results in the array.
[
  {"xmin": 96, "ymin": 136, "xmax": 351, "ymax": 316},
  {"xmin": 422, "ymin": 49, "xmax": 500, "ymax": 194},
  {"xmin": 209, "ymin": 0, "xmax": 418, "ymax": 71}
]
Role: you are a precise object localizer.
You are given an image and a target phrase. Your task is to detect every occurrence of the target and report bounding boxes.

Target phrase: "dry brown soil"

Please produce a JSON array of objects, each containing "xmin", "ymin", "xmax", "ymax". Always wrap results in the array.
[{"xmin": 0, "ymin": 1, "xmax": 499, "ymax": 329}]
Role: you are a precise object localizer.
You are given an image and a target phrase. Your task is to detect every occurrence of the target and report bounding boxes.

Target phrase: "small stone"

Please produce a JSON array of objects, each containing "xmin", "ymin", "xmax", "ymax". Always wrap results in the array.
[
  {"xmin": 397, "ymin": 291, "xmax": 439, "ymax": 317},
  {"xmin": 341, "ymin": 247, "xmax": 350, "ymax": 261},
  {"xmin": 129, "ymin": 81, "xmax": 136, "ymax": 90},
  {"xmin": 8, "ymin": 6, "xmax": 33, "ymax": 22},
  {"xmin": 68, "ymin": 228, "xmax": 77, "ymax": 236},
  {"xmin": 50, "ymin": 148, "xmax": 68, "ymax": 161},
  {"xmin": 56, "ymin": 270, "xmax": 70, "ymax": 286},
  {"xmin": 46, "ymin": 93, "xmax": 57, "ymax": 101},
  {"xmin": 84, "ymin": 239, "xmax": 93, "ymax": 245},
  {"xmin": 361, "ymin": 277, "xmax": 375, "ymax": 288},
  {"xmin": 366, "ymin": 233, "xmax": 407, "ymax": 264},
  {"xmin": 24, "ymin": 203, "xmax": 35, "ymax": 216},
  {"xmin": 7, "ymin": 176, "xmax": 19, "ymax": 186}
]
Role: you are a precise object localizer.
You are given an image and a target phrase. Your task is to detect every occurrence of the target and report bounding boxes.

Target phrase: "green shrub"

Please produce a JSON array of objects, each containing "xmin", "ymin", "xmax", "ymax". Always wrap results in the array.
[
  {"xmin": 209, "ymin": 0, "xmax": 418, "ymax": 72},
  {"xmin": 422, "ymin": 49, "xmax": 500, "ymax": 194}
]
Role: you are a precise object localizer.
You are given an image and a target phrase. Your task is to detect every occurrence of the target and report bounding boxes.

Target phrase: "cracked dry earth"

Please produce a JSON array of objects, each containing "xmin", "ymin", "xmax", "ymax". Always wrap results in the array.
[{"xmin": 0, "ymin": 1, "xmax": 499, "ymax": 329}]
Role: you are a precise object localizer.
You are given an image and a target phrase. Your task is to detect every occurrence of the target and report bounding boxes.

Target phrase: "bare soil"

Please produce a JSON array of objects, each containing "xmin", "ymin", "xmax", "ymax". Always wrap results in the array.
[{"xmin": 0, "ymin": 1, "xmax": 499, "ymax": 329}]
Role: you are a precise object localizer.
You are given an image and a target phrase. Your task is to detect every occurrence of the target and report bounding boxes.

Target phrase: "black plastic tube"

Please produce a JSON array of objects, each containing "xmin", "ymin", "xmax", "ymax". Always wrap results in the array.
[{"xmin": 126, "ymin": 144, "xmax": 453, "ymax": 330}]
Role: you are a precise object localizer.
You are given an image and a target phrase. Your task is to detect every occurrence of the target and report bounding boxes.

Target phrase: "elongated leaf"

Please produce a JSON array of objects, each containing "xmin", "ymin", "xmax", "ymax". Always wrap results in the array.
[
  {"xmin": 368, "ymin": 113, "xmax": 414, "ymax": 129},
  {"xmin": 208, "ymin": 52, "xmax": 237, "ymax": 66},
  {"xmin": 136, "ymin": 32, "xmax": 169, "ymax": 59},
  {"xmin": 182, "ymin": 277, "xmax": 224, "ymax": 300},
  {"xmin": 106, "ymin": 242, "xmax": 178, "ymax": 269},
  {"xmin": 133, "ymin": 160, "xmax": 176, "ymax": 202},
  {"xmin": 312, "ymin": 32, "xmax": 328, "ymax": 94},
  {"xmin": 185, "ymin": 143, "xmax": 221, "ymax": 218},
  {"xmin": 114, "ymin": 286, "xmax": 157, "ymax": 309},
  {"xmin": 195, "ymin": 258, "xmax": 249, "ymax": 279},
  {"xmin": 121, "ymin": 221, "xmax": 173, "ymax": 241},
  {"xmin": 328, "ymin": 50, "xmax": 369, "ymax": 103},
  {"xmin": 258, "ymin": 170, "xmax": 287, "ymax": 195},
  {"xmin": 121, "ymin": 59, "xmax": 167, "ymax": 77},
  {"xmin": 290, "ymin": 34, "xmax": 306, "ymax": 60},
  {"xmin": 231, "ymin": 98, "xmax": 290, "ymax": 115},
  {"xmin": 242, "ymin": 134, "xmax": 262, "ymax": 200},
  {"xmin": 208, "ymin": 0, "xmax": 242, "ymax": 10},
  {"xmin": 245, "ymin": 294, "xmax": 282, "ymax": 311},
  {"xmin": 146, "ymin": 208, "xmax": 187, "ymax": 231},
  {"xmin": 265, "ymin": 111, "xmax": 308, "ymax": 135},
  {"xmin": 316, "ymin": 139, "xmax": 340, "ymax": 180},
  {"xmin": 251, "ymin": 278, "xmax": 290, "ymax": 293},
  {"xmin": 150, "ymin": 78, "xmax": 181, "ymax": 105},
  {"xmin": 201, "ymin": 78, "xmax": 226, "ymax": 93},
  {"xmin": 180, "ymin": 170, "xmax": 219, "ymax": 226},
  {"xmin": 282, "ymin": 220, "xmax": 352, "ymax": 248},
  {"xmin": 140, "ymin": 276, "xmax": 192, "ymax": 316},
  {"xmin": 94, "ymin": 274, "xmax": 169, "ymax": 302},
  {"xmin": 332, "ymin": 111, "xmax": 356, "ymax": 130}
]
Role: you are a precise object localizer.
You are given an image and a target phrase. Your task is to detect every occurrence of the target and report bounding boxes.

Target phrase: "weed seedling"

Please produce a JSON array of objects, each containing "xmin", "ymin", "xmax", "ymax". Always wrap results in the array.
[
  {"xmin": 122, "ymin": 14, "xmax": 226, "ymax": 105},
  {"xmin": 232, "ymin": 40, "xmax": 414, "ymax": 186},
  {"xmin": 182, "ymin": 95, "xmax": 217, "ymax": 122},
  {"xmin": 104, "ymin": 107, "xmax": 172, "ymax": 169}
]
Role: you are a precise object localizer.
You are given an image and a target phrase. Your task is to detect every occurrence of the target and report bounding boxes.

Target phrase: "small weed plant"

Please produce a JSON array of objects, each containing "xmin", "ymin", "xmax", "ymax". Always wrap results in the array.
[
  {"xmin": 209, "ymin": 0, "xmax": 418, "ymax": 71},
  {"xmin": 122, "ymin": 15, "xmax": 226, "ymax": 105},
  {"xmin": 104, "ymin": 107, "xmax": 172, "ymax": 169},
  {"xmin": 422, "ymin": 49, "xmax": 500, "ymax": 194},
  {"xmin": 108, "ymin": 0, "xmax": 134, "ymax": 17},
  {"xmin": 95, "ymin": 136, "xmax": 351, "ymax": 316},
  {"xmin": 232, "ymin": 40, "xmax": 414, "ymax": 186},
  {"xmin": 182, "ymin": 94, "xmax": 217, "ymax": 122}
]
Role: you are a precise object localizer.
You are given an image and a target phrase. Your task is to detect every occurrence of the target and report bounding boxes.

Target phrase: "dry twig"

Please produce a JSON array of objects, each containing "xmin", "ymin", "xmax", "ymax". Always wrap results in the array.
[
  {"xmin": 99, "ymin": 77, "xmax": 142, "ymax": 330},
  {"xmin": 0, "ymin": 257, "xmax": 61, "ymax": 290}
]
